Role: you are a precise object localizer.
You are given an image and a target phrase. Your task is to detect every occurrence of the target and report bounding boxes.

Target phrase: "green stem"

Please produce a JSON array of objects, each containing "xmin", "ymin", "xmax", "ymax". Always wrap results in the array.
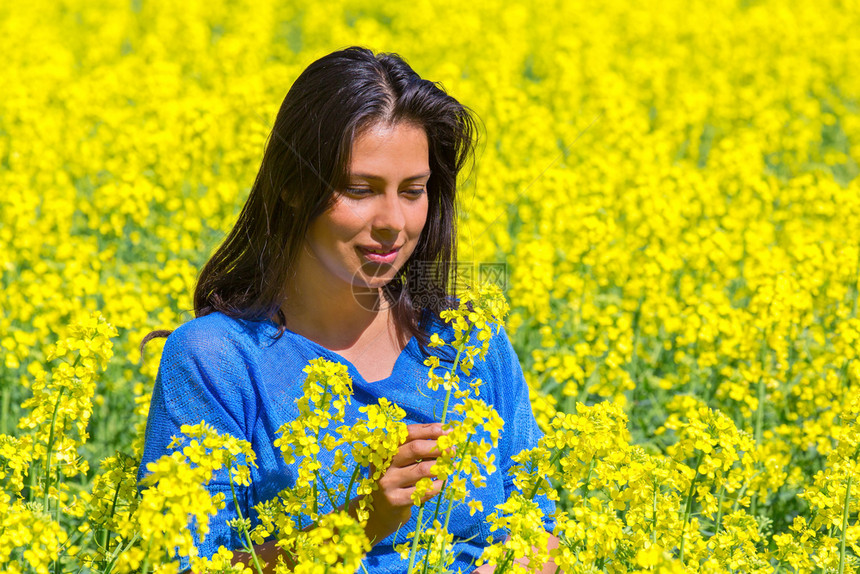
[
  {"xmin": 407, "ymin": 326, "xmax": 474, "ymax": 574},
  {"xmin": 99, "ymin": 472, "xmax": 127, "ymax": 554},
  {"xmin": 425, "ymin": 324, "xmax": 518, "ymax": 574},
  {"xmin": 651, "ymin": 479, "xmax": 659, "ymax": 543},
  {"xmin": 314, "ymin": 469, "xmax": 338, "ymax": 510},
  {"xmin": 678, "ymin": 453, "xmax": 703, "ymax": 563},
  {"xmin": 54, "ymin": 541, "xmax": 62, "ymax": 574},
  {"xmin": 528, "ymin": 448, "xmax": 564, "ymax": 501},
  {"xmin": 345, "ymin": 464, "xmax": 363, "ymax": 505},
  {"xmin": 406, "ymin": 504, "xmax": 426, "ymax": 574},
  {"xmin": 838, "ymin": 475, "xmax": 852, "ymax": 574},
  {"xmin": 25, "ymin": 460, "xmax": 35, "ymax": 503},
  {"xmin": 43, "ymin": 387, "xmax": 66, "ymax": 511},
  {"xmin": 753, "ymin": 328, "xmax": 770, "ymax": 443},
  {"xmin": 575, "ymin": 375, "xmax": 590, "ymax": 406},
  {"xmin": 730, "ymin": 470, "xmax": 759, "ymax": 514},
  {"xmin": 102, "ymin": 532, "xmax": 140, "ymax": 574},
  {"xmin": 53, "ymin": 468, "xmax": 61, "ymax": 542},
  {"xmin": 754, "ymin": 376, "xmax": 766, "ymax": 446},
  {"xmin": 582, "ymin": 456, "xmax": 596, "ymax": 495},
  {"xmin": 229, "ymin": 472, "xmax": 265, "ymax": 574},
  {"xmin": 428, "ymin": 476, "xmax": 447, "ymax": 527},
  {"xmin": 0, "ymin": 377, "xmax": 9, "ymax": 436},
  {"xmin": 140, "ymin": 540, "xmax": 151, "ymax": 574},
  {"xmin": 427, "ymin": 435, "xmax": 477, "ymax": 574},
  {"xmin": 751, "ymin": 344, "xmax": 768, "ymax": 516},
  {"xmin": 714, "ymin": 486, "xmax": 726, "ymax": 536},
  {"xmin": 495, "ymin": 549, "xmax": 517, "ymax": 574},
  {"xmin": 56, "ymin": 468, "xmax": 62, "ymax": 513},
  {"xmin": 851, "ymin": 241, "xmax": 860, "ymax": 318},
  {"xmin": 440, "ymin": 327, "xmax": 474, "ymax": 427},
  {"xmin": 312, "ymin": 470, "xmax": 319, "ymax": 518},
  {"xmin": 420, "ymin": 473, "xmax": 458, "ymax": 572},
  {"xmin": 423, "ymin": 482, "xmax": 447, "ymax": 574}
]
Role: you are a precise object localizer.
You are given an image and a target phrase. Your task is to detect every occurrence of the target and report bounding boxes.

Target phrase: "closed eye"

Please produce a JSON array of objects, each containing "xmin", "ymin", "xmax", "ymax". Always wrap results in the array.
[
  {"xmin": 343, "ymin": 187, "xmax": 373, "ymax": 197},
  {"xmin": 342, "ymin": 186, "xmax": 426, "ymax": 198}
]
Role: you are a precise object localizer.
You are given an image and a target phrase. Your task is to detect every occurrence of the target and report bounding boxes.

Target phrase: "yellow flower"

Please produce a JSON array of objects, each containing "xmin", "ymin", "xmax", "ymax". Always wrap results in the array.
[{"xmin": 468, "ymin": 500, "xmax": 483, "ymax": 516}]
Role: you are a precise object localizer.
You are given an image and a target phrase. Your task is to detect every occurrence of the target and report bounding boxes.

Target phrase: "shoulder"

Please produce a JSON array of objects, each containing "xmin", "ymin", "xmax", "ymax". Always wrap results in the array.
[
  {"xmin": 154, "ymin": 313, "xmax": 274, "ymax": 414},
  {"xmin": 160, "ymin": 312, "xmax": 278, "ymax": 370},
  {"xmin": 146, "ymin": 315, "xmax": 263, "ymax": 457},
  {"xmin": 165, "ymin": 312, "xmax": 277, "ymax": 352}
]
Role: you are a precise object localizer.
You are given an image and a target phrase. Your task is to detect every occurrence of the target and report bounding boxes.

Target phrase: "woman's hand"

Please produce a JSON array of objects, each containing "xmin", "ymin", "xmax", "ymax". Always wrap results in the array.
[{"xmin": 363, "ymin": 422, "xmax": 447, "ymax": 543}]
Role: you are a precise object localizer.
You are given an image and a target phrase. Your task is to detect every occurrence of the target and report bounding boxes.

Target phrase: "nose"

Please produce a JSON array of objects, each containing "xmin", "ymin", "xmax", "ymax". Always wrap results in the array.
[{"xmin": 371, "ymin": 189, "xmax": 406, "ymax": 237}]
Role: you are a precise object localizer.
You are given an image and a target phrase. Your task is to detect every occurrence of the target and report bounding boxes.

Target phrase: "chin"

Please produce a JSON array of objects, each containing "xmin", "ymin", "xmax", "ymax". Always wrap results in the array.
[
  {"xmin": 350, "ymin": 263, "xmax": 405, "ymax": 290},
  {"xmin": 353, "ymin": 275, "xmax": 397, "ymax": 290}
]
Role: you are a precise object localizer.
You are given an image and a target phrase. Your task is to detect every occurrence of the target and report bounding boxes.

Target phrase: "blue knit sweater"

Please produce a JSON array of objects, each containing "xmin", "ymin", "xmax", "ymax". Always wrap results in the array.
[{"xmin": 138, "ymin": 311, "xmax": 555, "ymax": 573}]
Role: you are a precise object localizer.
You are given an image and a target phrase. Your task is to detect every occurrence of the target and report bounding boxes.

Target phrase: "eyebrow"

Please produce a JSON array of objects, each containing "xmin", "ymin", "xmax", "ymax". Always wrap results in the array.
[{"xmin": 350, "ymin": 171, "xmax": 432, "ymax": 182}]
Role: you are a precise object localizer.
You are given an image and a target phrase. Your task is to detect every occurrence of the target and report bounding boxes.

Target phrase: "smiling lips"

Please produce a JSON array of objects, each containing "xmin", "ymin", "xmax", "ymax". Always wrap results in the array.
[{"xmin": 358, "ymin": 245, "xmax": 400, "ymax": 264}]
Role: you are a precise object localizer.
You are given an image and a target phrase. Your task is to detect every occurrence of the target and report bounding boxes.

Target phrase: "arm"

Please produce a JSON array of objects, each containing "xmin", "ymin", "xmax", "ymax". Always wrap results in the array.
[{"xmin": 139, "ymin": 321, "xmax": 257, "ymax": 570}]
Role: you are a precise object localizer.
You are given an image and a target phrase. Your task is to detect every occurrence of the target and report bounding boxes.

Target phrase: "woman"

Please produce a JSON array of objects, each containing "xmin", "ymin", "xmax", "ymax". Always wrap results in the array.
[{"xmin": 139, "ymin": 46, "xmax": 556, "ymax": 573}]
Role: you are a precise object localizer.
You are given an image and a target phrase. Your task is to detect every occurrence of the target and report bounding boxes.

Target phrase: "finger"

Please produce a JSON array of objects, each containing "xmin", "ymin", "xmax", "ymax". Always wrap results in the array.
[
  {"xmin": 404, "ymin": 423, "xmax": 446, "ymax": 443},
  {"xmin": 381, "ymin": 459, "xmax": 439, "ymax": 491},
  {"xmin": 420, "ymin": 477, "xmax": 445, "ymax": 503},
  {"xmin": 391, "ymin": 439, "xmax": 443, "ymax": 467},
  {"xmin": 400, "ymin": 477, "xmax": 445, "ymax": 505}
]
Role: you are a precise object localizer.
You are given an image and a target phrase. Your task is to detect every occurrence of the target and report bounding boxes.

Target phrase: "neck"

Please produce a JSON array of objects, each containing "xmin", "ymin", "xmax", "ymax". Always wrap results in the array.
[{"xmin": 281, "ymin": 273, "xmax": 398, "ymax": 352}]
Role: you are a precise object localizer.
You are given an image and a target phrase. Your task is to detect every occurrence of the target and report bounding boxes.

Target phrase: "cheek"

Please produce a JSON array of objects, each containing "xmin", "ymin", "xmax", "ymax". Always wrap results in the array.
[
  {"xmin": 325, "ymin": 211, "xmax": 365, "ymax": 241},
  {"xmin": 409, "ymin": 201, "xmax": 430, "ymax": 235}
]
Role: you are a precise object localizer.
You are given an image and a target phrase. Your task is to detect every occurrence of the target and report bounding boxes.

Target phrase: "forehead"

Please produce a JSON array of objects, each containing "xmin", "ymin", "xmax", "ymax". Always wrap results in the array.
[{"xmin": 348, "ymin": 122, "xmax": 429, "ymax": 178}]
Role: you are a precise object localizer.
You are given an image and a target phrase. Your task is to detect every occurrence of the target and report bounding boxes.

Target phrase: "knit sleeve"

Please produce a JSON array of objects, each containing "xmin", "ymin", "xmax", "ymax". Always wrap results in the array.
[
  {"xmin": 483, "ymin": 325, "xmax": 556, "ymax": 531},
  {"xmin": 137, "ymin": 317, "xmax": 257, "ymax": 570}
]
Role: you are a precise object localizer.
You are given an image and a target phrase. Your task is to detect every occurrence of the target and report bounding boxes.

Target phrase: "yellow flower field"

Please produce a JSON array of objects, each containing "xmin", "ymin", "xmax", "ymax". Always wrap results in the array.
[{"xmin": 1, "ymin": 0, "xmax": 859, "ymax": 571}]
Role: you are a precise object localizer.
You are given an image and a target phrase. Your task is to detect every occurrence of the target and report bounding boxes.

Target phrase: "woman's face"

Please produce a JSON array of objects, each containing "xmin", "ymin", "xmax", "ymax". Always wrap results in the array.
[{"xmin": 300, "ymin": 121, "xmax": 431, "ymax": 296}]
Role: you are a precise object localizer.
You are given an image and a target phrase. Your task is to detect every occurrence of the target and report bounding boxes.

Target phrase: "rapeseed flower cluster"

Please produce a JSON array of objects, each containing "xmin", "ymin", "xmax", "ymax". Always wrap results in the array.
[
  {"xmin": 0, "ymin": 314, "xmax": 115, "ymax": 573},
  {"xmin": 480, "ymin": 492, "xmax": 550, "ymax": 574},
  {"xmin": 101, "ymin": 422, "xmax": 258, "ymax": 574},
  {"xmin": 403, "ymin": 283, "xmax": 512, "ymax": 573},
  {"xmin": 773, "ymin": 399, "xmax": 860, "ymax": 573},
  {"xmin": 127, "ymin": 451, "xmax": 227, "ymax": 573},
  {"xmin": 289, "ymin": 511, "xmax": 370, "ymax": 574},
  {"xmin": 274, "ymin": 359, "xmax": 356, "ymax": 498},
  {"xmin": 253, "ymin": 359, "xmax": 406, "ymax": 570},
  {"xmin": 19, "ymin": 315, "xmax": 118, "ymax": 487},
  {"xmin": 0, "ymin": 490, "xmax": 67, "ymax": 574},
  {"xmin": 81, "ymin": 452, "xmax": 141, "ymax": 567}
]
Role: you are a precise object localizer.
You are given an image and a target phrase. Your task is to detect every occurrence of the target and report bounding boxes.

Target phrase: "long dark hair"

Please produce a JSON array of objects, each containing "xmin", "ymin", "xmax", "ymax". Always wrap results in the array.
[{"xmin": 142, "ymin": 47, "xmax": 477, "ymax": 355}]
